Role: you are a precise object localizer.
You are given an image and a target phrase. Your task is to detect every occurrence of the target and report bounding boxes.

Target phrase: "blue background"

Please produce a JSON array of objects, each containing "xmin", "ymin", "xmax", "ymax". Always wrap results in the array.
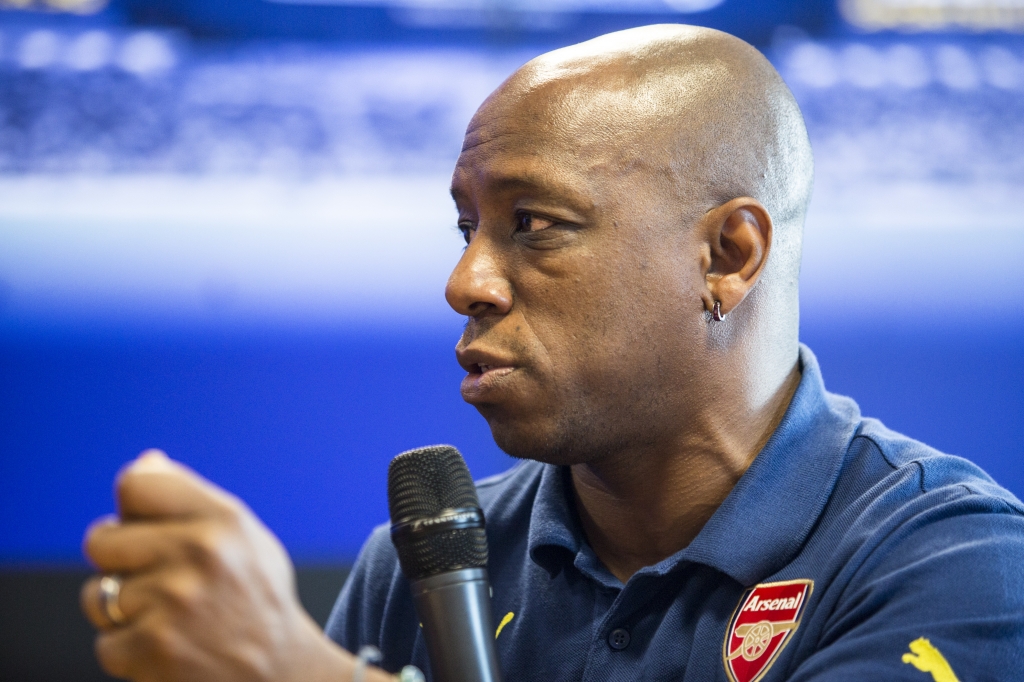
[{"xmin": 1, "ymin": 0, "xmax": 1022, "ymax": 565}]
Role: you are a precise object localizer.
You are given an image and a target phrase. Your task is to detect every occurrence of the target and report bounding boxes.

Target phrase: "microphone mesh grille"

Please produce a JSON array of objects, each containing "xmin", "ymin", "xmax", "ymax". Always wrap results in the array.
[
  {"xmin": 388, "ymin": 445, "xmax": 479, "ymax": 521},
  {"xmin": 387, "ymin": 445, "xmax": 488, "ymax": 580},
  {"xmin": 392, "ymin": 528, "xmax": 489, "ymax": 580}
]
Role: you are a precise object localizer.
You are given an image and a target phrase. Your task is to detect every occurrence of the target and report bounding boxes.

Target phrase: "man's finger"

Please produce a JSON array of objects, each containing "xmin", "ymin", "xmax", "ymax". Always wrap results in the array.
[
  {"xmin": 84, "ymin": 517, "xmax": 193, "ymax": 573},
  {"xmin": 116, "ymin": 449, "xmax": 240, "ymax": 521},
  {"xmin": 94, "ymin": 605, "xmax": 194, "ymax": 682},
  {"xmin": 94, "ymin": 626, "xmax": 135, "ymax": 680},
  {"xmin": 81, "ymin": 574, "xmax": 114, "ymax": 631},
  {"xmin": 93, "ymin": 619, "xmax": 164, "ymax": 682},
  {"xmin": 81, "ymin": 573, "xmax": 149, "ymax": 631}
]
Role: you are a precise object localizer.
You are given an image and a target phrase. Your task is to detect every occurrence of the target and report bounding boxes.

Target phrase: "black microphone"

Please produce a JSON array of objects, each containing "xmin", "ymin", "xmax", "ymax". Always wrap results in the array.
[{"xmin": 388, "ymin": 445, "xmax": 503, "ymax": 682}]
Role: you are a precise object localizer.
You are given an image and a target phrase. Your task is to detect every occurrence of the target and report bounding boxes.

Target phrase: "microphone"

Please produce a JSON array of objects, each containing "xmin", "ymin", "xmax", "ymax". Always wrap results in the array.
[{"xmin": 388, "ymin": 445, "xmax": 503, "ymax": 682}]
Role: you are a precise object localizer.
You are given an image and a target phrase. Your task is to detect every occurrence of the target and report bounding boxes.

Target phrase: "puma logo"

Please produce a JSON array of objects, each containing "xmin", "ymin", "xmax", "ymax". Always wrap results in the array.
[
  {"xmin": 495, "ymin": 612, "xmax": 515, "ymax": 639},
  {"xmin": 901, "ymin": 637, "xmax": 959, "ymax": 682}
]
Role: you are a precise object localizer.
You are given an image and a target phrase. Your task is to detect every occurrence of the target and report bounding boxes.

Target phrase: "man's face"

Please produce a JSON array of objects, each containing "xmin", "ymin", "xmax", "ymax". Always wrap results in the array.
[{"xmin": 446, "ymin": 83, "xmax": 707, "ymax": 465}]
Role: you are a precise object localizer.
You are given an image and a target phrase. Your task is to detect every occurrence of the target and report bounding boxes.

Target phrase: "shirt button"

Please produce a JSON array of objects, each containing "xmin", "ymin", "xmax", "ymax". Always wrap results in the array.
[{"xmin": 607, "ymin": 628, "xmax": 630, "ymax": 651}]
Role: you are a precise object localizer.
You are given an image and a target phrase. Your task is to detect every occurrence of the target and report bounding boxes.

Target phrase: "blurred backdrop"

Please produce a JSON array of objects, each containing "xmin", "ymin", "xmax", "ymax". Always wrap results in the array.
[{"xmin": 1, "ymin": 0, "xmax": 1022, "ymax": 679}]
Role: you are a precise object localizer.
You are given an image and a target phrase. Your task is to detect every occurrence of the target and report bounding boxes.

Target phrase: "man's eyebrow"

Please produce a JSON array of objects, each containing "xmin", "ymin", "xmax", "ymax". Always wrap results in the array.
[
  {"xmin": 485, "ymin": 175, "xmax": 549, "ymax": 195},
  {"xmin": 453, "ymin": 172, "xmax": 583, "ymax": 202},
  {"xmin": 450, "ymin": 163, "xmax": 594, "ymax": 216}
]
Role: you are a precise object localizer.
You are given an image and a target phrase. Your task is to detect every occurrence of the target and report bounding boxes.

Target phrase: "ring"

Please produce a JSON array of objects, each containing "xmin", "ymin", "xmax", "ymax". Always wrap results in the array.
[{"xmin": 99, "ymin": 575, "xmax": 127, "ymax": 626}]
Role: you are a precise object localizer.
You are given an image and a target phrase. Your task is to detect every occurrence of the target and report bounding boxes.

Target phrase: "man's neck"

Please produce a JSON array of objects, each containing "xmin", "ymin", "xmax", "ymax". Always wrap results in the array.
[{"xmin": 570, "ymin": 361, "xmax": 802, "ymax": 584}]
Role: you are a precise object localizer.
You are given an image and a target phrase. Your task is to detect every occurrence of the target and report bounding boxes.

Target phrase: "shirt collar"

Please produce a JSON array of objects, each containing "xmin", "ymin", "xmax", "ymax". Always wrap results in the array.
[
  {"xmin": 525, "ymin": 344, "xmax": 861, "ymax": 586},
  {"xmin": 527, "ymin": 460, "xmax": 581, "ymax": 577}
]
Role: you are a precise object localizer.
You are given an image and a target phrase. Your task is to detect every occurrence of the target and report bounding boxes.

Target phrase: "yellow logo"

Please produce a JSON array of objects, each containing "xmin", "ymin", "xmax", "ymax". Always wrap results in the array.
[
  {"xmin": 495, "ymin": 612, "xmax": 515, "ymax": 639},
  {"xmin": 423, "ymin": 611, "xmax": 515, "ymax": 639},
  {"xmin": 902, "ymin": 638, "xmax": 959, "ymax": 682}
]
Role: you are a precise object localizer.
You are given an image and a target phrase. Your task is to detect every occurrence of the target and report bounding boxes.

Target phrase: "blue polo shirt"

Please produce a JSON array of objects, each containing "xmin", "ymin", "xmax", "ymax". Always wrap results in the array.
[{"xmin": 325, "ymin": 346, "xmax": 1024, "ymax": 681}]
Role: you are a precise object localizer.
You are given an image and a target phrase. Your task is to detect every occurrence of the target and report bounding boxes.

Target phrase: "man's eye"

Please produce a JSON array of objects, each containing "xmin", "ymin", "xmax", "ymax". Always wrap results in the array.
[
  {"xmin": 457, "ymin": 222, "xmax": 475, "ymax": 244},
  {"xmin": 515, "ymin": 213, "xmax": 555, "ymax": 233}
]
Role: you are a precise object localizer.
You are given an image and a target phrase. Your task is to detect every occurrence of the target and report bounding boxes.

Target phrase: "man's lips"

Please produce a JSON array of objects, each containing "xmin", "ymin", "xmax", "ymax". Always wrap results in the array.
[
  {"xmin": 455, "ymin": 346, "xmax": 515, "ymax": 374},
  {"xmin": 461, "ymin": 365, "xmax": 517, "ymax": 400},
  {"xmin": 457, "ymin": 348, "xmax": 520, "ymax": 400},
  {"xmin": 470, "ymin": 364, "xmax": 515, "ymax": 379}
]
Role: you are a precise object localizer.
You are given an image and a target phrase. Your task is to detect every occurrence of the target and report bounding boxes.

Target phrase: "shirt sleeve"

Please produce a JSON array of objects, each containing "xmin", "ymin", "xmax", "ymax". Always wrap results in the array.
[{"xmin": 788, "ymin": 504, "xmax": 1024, "ymax": 681}]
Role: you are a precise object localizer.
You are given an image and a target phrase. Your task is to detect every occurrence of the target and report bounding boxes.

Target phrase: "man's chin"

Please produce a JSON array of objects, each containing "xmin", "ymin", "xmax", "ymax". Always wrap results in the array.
[{"xmin": 483, "ymin": 414, "xmax": 595, "ymax": 467}]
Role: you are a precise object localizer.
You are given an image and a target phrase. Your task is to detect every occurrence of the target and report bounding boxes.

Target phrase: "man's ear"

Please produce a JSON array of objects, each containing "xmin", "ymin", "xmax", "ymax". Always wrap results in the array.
[{"xmin": 699, "ymin": 197, "xmax": 772, "ymax": 318}]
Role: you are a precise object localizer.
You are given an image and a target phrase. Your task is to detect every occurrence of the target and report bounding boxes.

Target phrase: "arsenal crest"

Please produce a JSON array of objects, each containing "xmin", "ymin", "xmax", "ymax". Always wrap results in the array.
[{"xmin": 723, "ymin": 579, "xmax": 813, "ymax": 682}]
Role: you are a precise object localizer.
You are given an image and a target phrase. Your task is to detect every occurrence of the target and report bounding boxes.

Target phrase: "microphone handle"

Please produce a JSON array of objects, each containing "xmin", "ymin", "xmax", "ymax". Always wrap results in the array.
[{"xmin": 410, "ymin": 568, "xmax": 503, "ymax": 682}]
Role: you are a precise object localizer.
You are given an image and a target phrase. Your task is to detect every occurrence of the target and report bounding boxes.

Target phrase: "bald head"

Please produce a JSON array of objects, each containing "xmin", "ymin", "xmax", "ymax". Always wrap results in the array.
[
  {"xmin": 447, "ymin": 26, "xmax": 813, "ymax": 462},
  {"xmin": 469, "ymin": 24, "xmax": 813, "ymax": 296}
]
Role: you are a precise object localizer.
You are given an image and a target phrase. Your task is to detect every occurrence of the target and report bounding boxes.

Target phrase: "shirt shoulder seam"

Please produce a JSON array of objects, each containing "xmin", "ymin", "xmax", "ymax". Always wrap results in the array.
[
  {"xmin": 852, "ymin": 431, "xmax": 927, "ymax": 494},
  {"xmin": 852, "ymin": 433, "xmax": 1022, "ymax": 514}
]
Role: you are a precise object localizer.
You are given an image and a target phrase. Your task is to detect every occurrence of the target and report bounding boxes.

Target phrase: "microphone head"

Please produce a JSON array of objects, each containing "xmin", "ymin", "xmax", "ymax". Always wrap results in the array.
[{"xmin": 387, "ymin": 445, "xmax": 488, "ymax": 581}]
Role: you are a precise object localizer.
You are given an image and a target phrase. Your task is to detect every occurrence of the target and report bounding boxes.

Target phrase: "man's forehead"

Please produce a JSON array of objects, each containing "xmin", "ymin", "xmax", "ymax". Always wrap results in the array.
[
  {"xmin": 460, "ymin": 80, "xmax": 573, "ymax": 152},
  {"xmin": 462, "ymin": 61, "xmax": 715, "ymax": 167},
  {"xmin": 449, "ymin": 27, "xmax": 755, "ymax": 210},
  {"xmin": 454, "ymin": 91, "xmax": 582, "ymax": 186},
  {"xmin": 451, "ymin": 90, "xmax": 683, "ymax": 213},
  {"xmin": 459, "ymin": 115, "xmax": 535, "ymax": 155},
  {"xmin": 450, "ymin": 152, "xmax": 595, "ymax": 211}
]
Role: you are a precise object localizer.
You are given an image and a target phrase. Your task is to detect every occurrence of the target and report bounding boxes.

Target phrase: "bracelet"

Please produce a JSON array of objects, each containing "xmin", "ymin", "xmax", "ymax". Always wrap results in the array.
[
  {"xmin": 353, "ymin": 645, "xmax": 424, "ymax": 682},
  {"xmin": 354, "ymin": 645, "xmax": 382, "ymax": 682},
  {"xmin": 397, "ymin": 665, "xmax": 425, "ymax": 682}
]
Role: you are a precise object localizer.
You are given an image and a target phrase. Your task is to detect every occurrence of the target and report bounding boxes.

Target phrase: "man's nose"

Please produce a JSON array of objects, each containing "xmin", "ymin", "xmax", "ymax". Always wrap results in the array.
[{"xmin": 445, "ymin": 236, "xmax": 513, "ymax": 317}]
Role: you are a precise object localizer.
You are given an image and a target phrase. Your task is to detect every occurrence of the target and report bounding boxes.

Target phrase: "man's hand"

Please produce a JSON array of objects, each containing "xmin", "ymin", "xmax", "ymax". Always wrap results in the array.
[{"xmin": 80, "ymin": 450, "xmax": 385, "ymax": 682}]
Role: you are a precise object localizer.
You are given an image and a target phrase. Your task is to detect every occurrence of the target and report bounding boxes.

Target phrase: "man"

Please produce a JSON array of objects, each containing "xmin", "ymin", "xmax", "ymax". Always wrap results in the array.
[{"xmin": 81, "ymin": 25, "xmax": 1024, "ymax": 682}]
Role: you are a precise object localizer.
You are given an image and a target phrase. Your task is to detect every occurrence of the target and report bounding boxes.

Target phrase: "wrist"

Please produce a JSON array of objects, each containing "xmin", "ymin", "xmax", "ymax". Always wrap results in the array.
[{"xmin": 294, "ymin": 615, "xmax": 395, "ymax": 682}]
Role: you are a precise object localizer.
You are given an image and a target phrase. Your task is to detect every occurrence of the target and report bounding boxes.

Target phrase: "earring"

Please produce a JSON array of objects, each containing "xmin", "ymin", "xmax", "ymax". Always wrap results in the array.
[{"xmin": 712, "ymin": 300, "xmax": 726, "ymax": 322}]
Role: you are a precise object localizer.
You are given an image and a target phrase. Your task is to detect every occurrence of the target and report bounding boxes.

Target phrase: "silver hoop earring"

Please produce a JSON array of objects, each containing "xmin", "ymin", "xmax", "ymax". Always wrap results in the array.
[{"xmin": 712, "ymin": 301, "xmax": 726, "ymax": 322}]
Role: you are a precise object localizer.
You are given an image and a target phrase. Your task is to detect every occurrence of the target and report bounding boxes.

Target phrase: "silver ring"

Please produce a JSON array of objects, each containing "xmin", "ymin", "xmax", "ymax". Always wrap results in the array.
[{"xmin": 99, "ymin": 575, "xmax": 127, "ymax": 626}]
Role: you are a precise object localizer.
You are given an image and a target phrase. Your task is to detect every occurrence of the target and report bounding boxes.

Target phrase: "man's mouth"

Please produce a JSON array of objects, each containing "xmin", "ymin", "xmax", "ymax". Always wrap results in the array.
[
  {"xmin": 455, "ymin": 345, "xmax": 522, "ymax": 402},
  {"xmin": 460, "ymin": 358, "xmax": 519, "ymax": 402},
  {"xmin": 474, "ymin": 364, "xmax": 514, "ymax": 376}
]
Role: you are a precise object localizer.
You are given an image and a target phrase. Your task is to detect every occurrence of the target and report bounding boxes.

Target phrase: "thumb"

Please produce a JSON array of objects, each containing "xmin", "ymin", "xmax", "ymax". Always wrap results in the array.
[{"xmin": 116, "ymin": 449, "xmax": 241, "ymax": 521}]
